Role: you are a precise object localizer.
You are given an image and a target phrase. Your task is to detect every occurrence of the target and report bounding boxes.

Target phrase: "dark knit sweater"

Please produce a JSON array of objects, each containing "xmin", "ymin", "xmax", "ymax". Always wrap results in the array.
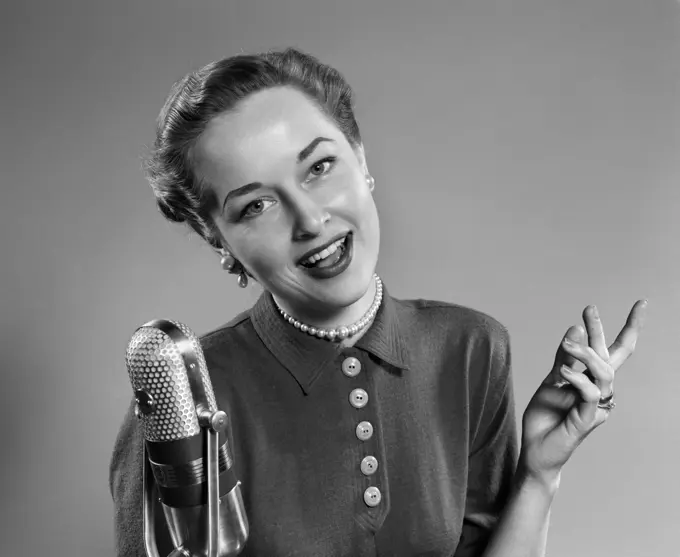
[{"xmin": 110, "ymin": 285, "xmax": 518, "ymax": 556}]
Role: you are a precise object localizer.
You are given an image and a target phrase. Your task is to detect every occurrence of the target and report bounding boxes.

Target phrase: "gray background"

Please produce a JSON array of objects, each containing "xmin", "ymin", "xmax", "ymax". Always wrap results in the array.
[{"xmin": 1, "ymin": 1, "xmax": 678, "ymax": 556}]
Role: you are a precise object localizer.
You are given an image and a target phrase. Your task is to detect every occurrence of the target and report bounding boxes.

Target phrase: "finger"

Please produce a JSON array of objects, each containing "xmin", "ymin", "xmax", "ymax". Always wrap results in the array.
[
  {"xmin": 551, "ymin": 325, "xmax": 586, "ymax": 377},
  {"xmin": 561, "ymin": 337, "xmax": 615, "ymax": 396},
  {"xmin": 557, "ymin": 325, "xmax": 586, "ymax": 368},
  {"xmin": 558, "ymin": 366, "xmax": 601, "ymax": 429},
  {"xmin": 608, "ymin": 299, "xmax": 649, "ymax": 370},
  {"xmin": 583, "ymin": 305, "xmax": 609, "ymax": 361},
  {"xmin": 544, "ymin": 325, "xmax": 586, "ymax": 386}
]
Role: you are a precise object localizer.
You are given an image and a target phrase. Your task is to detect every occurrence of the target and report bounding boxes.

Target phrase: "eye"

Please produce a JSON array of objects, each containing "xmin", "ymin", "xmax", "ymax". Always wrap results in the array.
[
  {"xmin": 241, "ymin": 198, "xmax": 275, "ymax": 218},
  {"xmin": 307, "ymin": 156, "xmax": 337, "ymax": 179}
]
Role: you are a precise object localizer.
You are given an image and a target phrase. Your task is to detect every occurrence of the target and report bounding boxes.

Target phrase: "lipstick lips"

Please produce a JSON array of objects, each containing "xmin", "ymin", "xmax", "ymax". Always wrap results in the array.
[
  {"xmin": 299, "ymin": 233, "xmax": 353, "ymax": 279},
  {"xmin": 297, "ymin": 232, "xmax": 350, "ymax": 267}
]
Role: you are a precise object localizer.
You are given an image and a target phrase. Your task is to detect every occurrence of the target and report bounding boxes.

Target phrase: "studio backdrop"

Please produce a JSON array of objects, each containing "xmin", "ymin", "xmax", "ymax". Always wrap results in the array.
[{"xmin": 1, "ymin": 1, "xmax": 678, "ymax": 556}]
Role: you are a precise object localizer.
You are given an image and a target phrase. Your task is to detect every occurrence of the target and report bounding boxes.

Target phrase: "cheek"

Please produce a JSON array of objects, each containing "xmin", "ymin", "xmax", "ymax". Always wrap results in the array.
[
  {"xmin": 336, "ymin": 171, "xmax": 375, "ymax": 214},
  {"xmin": 356, "ymin": 188, "xmax": 379, "ymax": 232},
  {"xmin": 365, "ymin": 202, "xmax": 381, "ymax": 250},
  {"xmin": 238, "ymin": 234, "xmax": 289, "ymax": 275}
]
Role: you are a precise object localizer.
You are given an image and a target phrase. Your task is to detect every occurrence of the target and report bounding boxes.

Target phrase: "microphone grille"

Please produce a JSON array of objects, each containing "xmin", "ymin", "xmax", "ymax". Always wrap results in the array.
[{"xmin": 126, "ymin": 320, "xmax": 218, "ymax": 442}]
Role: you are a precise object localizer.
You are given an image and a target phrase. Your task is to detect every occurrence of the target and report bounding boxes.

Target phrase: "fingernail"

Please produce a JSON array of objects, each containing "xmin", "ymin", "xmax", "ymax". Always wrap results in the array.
[
  {"xmin": 562, "ymin": 337, "xmax": 573, "ymax": 346},
  {"xmin": 592, "ymin": 305, "xmax": 599, "ymax": 319},
  {"xmin": 559, "ymin": 365, "xmax": 573, "ymax": 375}
]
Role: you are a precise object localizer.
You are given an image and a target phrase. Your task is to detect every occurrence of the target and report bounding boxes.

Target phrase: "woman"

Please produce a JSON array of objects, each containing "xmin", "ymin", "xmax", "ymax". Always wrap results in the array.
[{"xmin": 110, "ymin": 48, "xmax": 647, "ymax": 556}]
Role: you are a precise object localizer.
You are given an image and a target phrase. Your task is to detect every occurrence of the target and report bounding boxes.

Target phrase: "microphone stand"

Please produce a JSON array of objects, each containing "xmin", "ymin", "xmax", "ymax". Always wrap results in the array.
[
  {"xmin": 143, "ymin": 452, "xmax": 161, "ymax": 557},
  {"xmin": 142, "ymin": 410, "xmax": 229, "ymax": 557},
  {"xmin": 131, "ymin": 319, "xmax": 248, "ymax": 557}
]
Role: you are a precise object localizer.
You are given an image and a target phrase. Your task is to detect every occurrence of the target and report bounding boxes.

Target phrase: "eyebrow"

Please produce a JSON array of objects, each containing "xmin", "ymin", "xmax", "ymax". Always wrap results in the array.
[
  {"xmin": 297, "ymin": 136, "xmax": 334, "ymax": 164},
  {"xmin": 221, "ymin": 136, "xmax": 335, "ymax": 213}
]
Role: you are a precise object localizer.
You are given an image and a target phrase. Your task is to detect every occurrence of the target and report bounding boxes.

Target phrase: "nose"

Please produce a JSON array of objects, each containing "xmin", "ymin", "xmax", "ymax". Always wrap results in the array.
[{"xmin": 289, "ymin": 191, "xmax": 330, "ymax": 240}]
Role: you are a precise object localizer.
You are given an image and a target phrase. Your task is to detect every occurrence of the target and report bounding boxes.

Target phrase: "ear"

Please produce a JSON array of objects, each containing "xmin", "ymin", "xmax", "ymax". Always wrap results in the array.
[
  {"xmin": 354, "ymin": 143, "xmax": 369, "ymax": 176},
  {"xmin": 209, "ymin": 222, "xmax": 231, "ymax": 253}
]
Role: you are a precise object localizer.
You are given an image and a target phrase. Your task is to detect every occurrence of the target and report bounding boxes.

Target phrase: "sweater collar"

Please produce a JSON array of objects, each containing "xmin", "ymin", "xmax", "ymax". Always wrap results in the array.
[{"xmin": 250, "ymin": 283, "xmax": 411, "ymax": 394}]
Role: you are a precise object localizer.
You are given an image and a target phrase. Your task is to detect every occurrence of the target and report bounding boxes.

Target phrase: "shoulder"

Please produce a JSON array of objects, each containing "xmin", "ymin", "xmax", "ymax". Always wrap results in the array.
[
  {"xmin": 392, "ymin": 296, "xmax": 512, "ymax": 392},
  {"xmin": 393, "ymin": 296, "xmax": 510, "ymax": 348},
  {"xmin": 199, "ymin": 307, "xmax": 255, "ymax": 353}
]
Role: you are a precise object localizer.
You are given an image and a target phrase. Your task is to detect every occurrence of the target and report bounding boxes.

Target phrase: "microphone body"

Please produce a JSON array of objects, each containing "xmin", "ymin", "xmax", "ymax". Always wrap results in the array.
[{"xmin": 126, "ymin": 319, "xmax": 249, "ymax": 557}]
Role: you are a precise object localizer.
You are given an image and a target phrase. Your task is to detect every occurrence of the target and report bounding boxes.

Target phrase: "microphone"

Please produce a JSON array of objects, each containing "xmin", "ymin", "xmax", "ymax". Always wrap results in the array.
[{"xmin": 125, "ymin": 319, "xmax": 249, "ymax": 557}]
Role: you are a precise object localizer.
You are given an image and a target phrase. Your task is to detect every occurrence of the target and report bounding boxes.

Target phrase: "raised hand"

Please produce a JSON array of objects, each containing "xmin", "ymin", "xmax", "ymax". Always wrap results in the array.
[{"xmin": 518, "ymin": 300, "xmax": 648, "ymax": 484}]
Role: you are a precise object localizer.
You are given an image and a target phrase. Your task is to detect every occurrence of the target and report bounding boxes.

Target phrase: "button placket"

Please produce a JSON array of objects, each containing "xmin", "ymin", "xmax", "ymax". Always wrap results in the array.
[{"xmin": 340, "ymin": 352, "xmax": 384, "ymax": 512}]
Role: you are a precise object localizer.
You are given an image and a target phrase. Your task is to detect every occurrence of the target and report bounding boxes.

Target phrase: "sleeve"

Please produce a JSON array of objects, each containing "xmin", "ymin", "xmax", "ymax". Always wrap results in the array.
[
  {"xmin": 454, "ymin": 323, "xmax": 519, "ymax": 557},
  {"xmin": 109, "ymin": 398, "xmax": 173, "ymax": 557}
]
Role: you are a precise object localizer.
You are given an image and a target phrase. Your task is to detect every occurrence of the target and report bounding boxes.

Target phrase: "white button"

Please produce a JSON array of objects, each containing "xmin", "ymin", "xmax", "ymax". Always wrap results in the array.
[
  {"xmin": 342, "ymin": 357, "xmax": 362, "ymax": 377},
  {"xmin": 360, "ymin": 456, "xmax": 378, "ymax": 476},
  {"xmin": 349, "ymin": 388, "xmax": 368, "ymax": 409},
  {"xmin": 363, "ymin": 486, "xmax": 382, "ymax": 507},
  {"xmin": 355, "ymin": 421, "xmax": 373, "ymax": 441}
]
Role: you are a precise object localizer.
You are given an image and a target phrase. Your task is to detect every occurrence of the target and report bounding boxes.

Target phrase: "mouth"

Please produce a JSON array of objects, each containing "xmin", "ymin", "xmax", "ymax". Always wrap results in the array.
[
  {"xmin": 298, "ymin": 233, "xmax": 354, "ymax": 279},
  {"xmin": 298, "ymin": 233, "xmax": 350, "ymax": 268}
]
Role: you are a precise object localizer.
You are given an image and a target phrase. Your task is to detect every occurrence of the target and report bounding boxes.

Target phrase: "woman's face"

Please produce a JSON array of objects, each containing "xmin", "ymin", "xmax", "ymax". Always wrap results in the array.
[{"xmin": 193, "ymin": 86, "xmax": 380, "ymax": 314}]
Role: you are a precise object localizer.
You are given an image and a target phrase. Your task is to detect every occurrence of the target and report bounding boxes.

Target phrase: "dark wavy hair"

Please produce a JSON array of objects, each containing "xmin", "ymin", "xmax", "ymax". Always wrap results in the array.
[{"xmin": 143, "ymin": 48, "xmax": 363, "ymax": 251}]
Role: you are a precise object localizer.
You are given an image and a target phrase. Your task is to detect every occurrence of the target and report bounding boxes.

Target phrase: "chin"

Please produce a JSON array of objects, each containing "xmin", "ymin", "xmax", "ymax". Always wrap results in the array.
[{"xmin": 321, "ymin": 263, "xmax": 376, "ymax": 308}]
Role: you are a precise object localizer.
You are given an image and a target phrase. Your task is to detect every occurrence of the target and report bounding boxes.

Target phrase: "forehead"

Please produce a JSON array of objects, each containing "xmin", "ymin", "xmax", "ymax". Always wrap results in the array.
[{"xmin": 192, "ymin": 86, "xmax": 341, "ymax": 189}]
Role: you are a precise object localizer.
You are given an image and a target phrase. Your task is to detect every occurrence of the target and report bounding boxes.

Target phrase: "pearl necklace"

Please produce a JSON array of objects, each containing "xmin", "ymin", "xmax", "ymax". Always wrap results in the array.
[{"xmin": 274, "ymin": 274, "xmax": 383, "ymax": 342}]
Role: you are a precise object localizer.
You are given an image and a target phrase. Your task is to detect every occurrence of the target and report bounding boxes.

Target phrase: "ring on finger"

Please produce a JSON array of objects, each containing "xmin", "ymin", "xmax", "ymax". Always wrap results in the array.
[{"xmin": 597, "ymin": 388, "xmax": 616, "ymax": 411}]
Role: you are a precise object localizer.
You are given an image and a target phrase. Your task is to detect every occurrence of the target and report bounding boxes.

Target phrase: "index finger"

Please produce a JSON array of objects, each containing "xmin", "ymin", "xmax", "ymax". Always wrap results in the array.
[{"xmin": 608, "ymin": 299, "xmax": 648, "ymax": 370}]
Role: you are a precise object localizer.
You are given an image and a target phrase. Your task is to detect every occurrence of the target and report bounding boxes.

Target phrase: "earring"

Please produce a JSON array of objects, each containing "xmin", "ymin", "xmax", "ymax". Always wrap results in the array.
[
  {"xmin": 220, "ymin": 251, "xmax": 235, "ymax": 272},
  {"xmin": 220, "ymin": 248, "xmax": 249, "ymax": 287},
  {"xmin": 366, "ymin": 175, "xmax": 375, "ymax": 191}
]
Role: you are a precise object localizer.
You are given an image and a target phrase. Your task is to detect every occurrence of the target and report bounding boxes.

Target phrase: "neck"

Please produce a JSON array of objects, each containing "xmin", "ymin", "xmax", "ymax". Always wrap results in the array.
[{"xmin": 274, "ymin": 274, "xmax": 378, "ymax": 331}]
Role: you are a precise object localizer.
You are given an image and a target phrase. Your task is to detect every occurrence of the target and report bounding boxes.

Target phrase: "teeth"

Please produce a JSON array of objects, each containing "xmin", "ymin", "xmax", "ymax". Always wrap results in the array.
[{"xmin": 304, "ymin": 237, "xmax": 346, "ymax": 265}]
